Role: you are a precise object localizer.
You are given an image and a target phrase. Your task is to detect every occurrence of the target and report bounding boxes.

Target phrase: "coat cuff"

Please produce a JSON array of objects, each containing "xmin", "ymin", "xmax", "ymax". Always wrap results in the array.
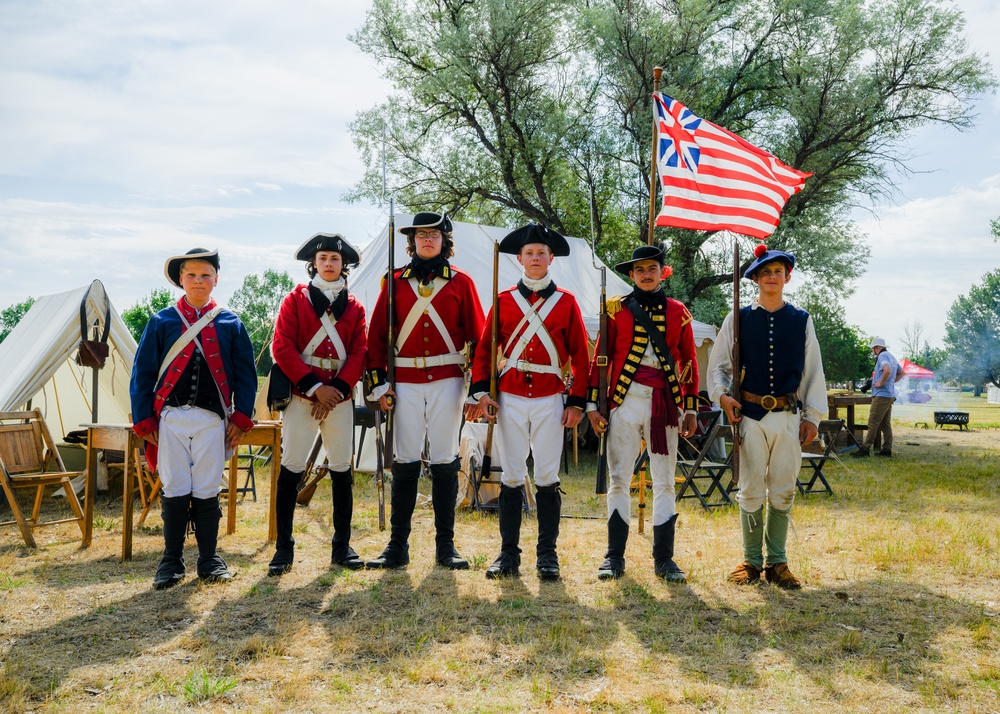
[
  {"xmin": 296, "ymin": 373, "xmax": 322, "ymax": 394},
  {"xmin": 132, "ymin": 416, "xmax": 158, "ymax": 438},
  {"xmin": 330, "ymin": 378, "xmax": 351, "ymax": 398},
  {"xmin": 230, "ymin": 411, "xmax": 255, "ymax": 432},
  {"xmin": 565, "ymin": 395, "xmax": 587, "ymax": 411},
  {"xmin": 365, "ymin": 368, "xmax": 387, "ymax": 392},
  {"xmin": 469, "ymin": 379, "xmax": 489, "ymax": 397}
]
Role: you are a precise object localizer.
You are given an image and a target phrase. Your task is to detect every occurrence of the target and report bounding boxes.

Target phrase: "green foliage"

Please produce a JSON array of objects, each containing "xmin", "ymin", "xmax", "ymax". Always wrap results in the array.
[
  {"xmin": 229, "ymin": 270, "xmax": 294, "ymax": 375},
  {"xmin": 121, "ymin": 288, "xmax": 174, "ymax": 342},
  {"xmin": 181, "ymin": 668, "xmax": 237, "ymax": 704},
  {"xmin": 0, "ymin": 297, "xmax": 35, "ymax": 343},
  {"xmin": 792, "ymin": 285, "xmax": 870, "ymax": 384},
  {"xmin": 349, "ymin": 0, "xmax": 993, "ymax": 306},
  {"xmin": 944, "ymin": 269, "xmax": 1000, "ymax": 389},
  {"xmin": 991, "ymin": 216, "xmax": 1000, "ymax": 241}
]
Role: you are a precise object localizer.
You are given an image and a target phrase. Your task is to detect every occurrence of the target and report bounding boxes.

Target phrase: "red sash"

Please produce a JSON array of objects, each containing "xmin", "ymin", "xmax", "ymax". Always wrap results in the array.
[
  {"xmin": 146, "ymin": 298, "xmax": 231, "ymax": 470},
  {"xmin": 634, "ymin": 365, "xmax": 678, "ymax": 455}
]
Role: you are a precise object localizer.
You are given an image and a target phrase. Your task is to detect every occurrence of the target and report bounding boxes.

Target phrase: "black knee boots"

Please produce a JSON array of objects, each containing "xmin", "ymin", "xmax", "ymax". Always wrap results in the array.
[
  {"xmin": 330, "ymin": 469, "xmax": 364, "ymax": 569},
  {"xmin": 153, "ymin": 494, "xmax": 190, "ymax": 590},
  {"xmin": 268, "ymin": 466, "xmax": 300, "ymax": 576},
  {"xmin": 652, "ymin": 513, "xmax": 686, "ymax": 583},
  {"xmin": 191, "ymin": 495, "xmax": 232, "ymax": 583},
  {"xmin": 366, "ymin": 460, "xmax": 421, "ymax": 569},
  {"xmin": 597, "ymin": 510, "xmax": 629, "ymax": 580},
  {"xmin": 485, "ymin": 484, "xmax": 523, "ymax": 579},
  {"xmin": 535, "ymin": 483, "xmax": 562, "ymax": 581},
  {"xmin": 431, "ymin": 458, "xmax": 468, "ymax": 570}
]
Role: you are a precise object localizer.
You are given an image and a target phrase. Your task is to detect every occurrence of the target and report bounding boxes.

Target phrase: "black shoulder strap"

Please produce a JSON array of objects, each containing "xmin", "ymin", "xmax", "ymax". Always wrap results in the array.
[{"xmin": 623, "ymin": 295, "xmax": 677, "ymax": 375}]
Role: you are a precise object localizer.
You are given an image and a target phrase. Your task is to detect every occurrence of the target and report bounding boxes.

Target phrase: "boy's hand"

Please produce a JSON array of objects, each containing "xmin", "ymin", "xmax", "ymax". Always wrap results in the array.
[
  {"xmin": 314, "ymin": 384, "xmax": 343, "ymax": 408},
  {"xmin": 310, "ymin": 401, "xmax": 332, "ymax": 421},
  {"xmin": 719, "ymin": 394, "xmax": 742, "ymax": 424},
  {"xmin": 799, "ymin": 421, "xmax": 818, "ymax": 446},
  {"xmin": 226, "ymin": 422, "xmax": 246, "ymax": 450},
  {"xmin": 142, "ymin": 432, "xmax": 158, "ymax": 446}
]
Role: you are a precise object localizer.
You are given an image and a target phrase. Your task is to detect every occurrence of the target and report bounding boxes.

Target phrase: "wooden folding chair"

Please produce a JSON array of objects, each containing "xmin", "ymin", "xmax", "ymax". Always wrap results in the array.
[
  {"xmin": 676, "ymin": 411, "xmax": 736, "ymax": 510},
  {"xmin": 134, "ymin": 446, "xmax": 162, "ymax": 526},
  {"xmin": 798, "ymin": 419, "xmax": 843, "ymax": 496},
  {"xmin": 0, "ymin": 409, "xmax": 86, "ymax": 548}
]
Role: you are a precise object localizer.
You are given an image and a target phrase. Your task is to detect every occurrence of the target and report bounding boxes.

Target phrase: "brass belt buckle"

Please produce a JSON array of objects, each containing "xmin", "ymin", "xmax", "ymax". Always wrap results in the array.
[
  {"xmin": 414, "ymin": 356, "xmax": 427, "ymax": 369},
  {"xmin": 760, "ymin": 394, "xmax": 778, "ymax": 411}
]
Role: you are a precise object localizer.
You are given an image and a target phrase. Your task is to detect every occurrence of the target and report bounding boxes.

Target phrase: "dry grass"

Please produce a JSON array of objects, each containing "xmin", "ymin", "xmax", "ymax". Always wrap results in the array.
[{"xmin": 2, "ymin": 397, "xmax": 999, "ymax": 712}]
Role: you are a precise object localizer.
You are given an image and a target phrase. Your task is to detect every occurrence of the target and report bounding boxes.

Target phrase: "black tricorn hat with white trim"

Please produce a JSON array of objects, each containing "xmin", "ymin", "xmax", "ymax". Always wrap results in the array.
[
  {"xmin": 294, "ymin": 233, "xmax": 361, "ymax": 266},
  {"xmin": 164, "ymin": 248, "xmax": 220, "ymax": 288},
  {"xmin": 398, "ymin": 211, "xmax": 453, "ymax": 236},
  {"xmin": 498, "ymin": 223, "xmax": 570, "ymax": 257}
]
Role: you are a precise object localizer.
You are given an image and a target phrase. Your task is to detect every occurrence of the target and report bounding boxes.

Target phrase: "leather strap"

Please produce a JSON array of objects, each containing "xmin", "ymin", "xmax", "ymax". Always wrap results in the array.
[{"xmin": 740, "ymin": 390, "xmax": 791, "ymax": 411}]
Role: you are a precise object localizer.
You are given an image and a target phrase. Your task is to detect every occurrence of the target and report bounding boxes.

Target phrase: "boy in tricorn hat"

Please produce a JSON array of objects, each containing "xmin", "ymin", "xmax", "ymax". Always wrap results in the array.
[
  {"xmin": 365, "ymin": 212, "xmax": 485, "ymax": 570},
  {"xmin": 707, "ymin": 244, "xmax": 827, "ymax": 589},
  {"xmin": 267, "ymin": 233, "xmax": 368, "ymax": 576},
  {"xmin": 466, "ymin": 223, "xmax": 590, "ymax": 581},
  {"xmin": 586, "ymin": 244, "xmax": 700, "ymax": 582},
  {"xmin": 131, "ymin": 248, "xmax": 257, "ymax": 589}
]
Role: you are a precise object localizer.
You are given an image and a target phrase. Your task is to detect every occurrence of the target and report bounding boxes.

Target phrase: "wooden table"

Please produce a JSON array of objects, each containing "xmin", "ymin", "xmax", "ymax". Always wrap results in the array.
[
  {"xmin": 82, "ymin": 421, "xmax": 282, "ymax": 561},
  {"xmin": 827, "ymin": 395, "xmax": 871, "ymax": 450}
]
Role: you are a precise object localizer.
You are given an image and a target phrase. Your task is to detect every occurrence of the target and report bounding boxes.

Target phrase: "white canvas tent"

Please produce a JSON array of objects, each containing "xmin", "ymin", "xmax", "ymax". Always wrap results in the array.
[
  {"xmin": 346, "ymin": 214, "xmax": 717, "ymax": 472},
  {"xmin": 0, "ymin": 280, "xmax": 137, "ymax": 442}
]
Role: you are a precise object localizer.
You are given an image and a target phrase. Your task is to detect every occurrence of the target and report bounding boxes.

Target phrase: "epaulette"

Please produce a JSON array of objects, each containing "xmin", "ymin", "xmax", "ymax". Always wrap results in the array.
[{"xmin": 607, "ymin": 295, "xmax": 624, "ymax": 317}]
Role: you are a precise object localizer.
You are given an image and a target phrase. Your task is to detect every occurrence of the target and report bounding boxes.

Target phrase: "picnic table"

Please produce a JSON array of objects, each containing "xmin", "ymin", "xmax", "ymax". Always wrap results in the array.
[{"xmin": 827, "ymin": 394, "xmax": 870, "ymax": 450}]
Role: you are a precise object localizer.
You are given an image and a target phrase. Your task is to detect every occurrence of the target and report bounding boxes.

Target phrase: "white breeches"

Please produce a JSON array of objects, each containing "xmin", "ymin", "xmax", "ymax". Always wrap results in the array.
[
  {"xmin": 393, "ymin": 377, "xmax": 464, "ymax": 464},
  {"xmin": 281, "ymin": 395, "xmax": 354, "ymax": 472},
  {"xmin": 157, "ymin": 406, "xmax": 226, "ymax": 499},
  {"xmin": 606, "ymin": 387, "xmax": 679, "ymax": 527},
  {"xmin": 495, "ymin": 392, "xmax": 564, "ymax": 488},
  {"xmin": 736, "ymin": 410, "xmax": 801, "ymax": 512}
]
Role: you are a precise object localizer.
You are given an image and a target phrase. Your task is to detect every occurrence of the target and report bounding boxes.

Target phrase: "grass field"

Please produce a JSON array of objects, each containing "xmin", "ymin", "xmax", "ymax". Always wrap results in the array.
[{"xmin": 1, "ymin": 394, "xmax": 998, "ymax": 712}]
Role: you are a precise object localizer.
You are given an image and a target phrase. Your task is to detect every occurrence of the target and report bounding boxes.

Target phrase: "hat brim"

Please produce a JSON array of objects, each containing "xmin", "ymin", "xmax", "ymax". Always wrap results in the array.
[
  {"xmin": 398, "ymin": 213, "xmax": 453, "ymax": 236},
  {"xmin": 164, "ymin": 250, "xmax": 219, "ymax": 288},
  {"xmin": 498, "ymin": 225, "xmax": 570, "ymax": 257},
  {"xmin": 743, "ymin": 251, "xmax": 795, "ymax": 279}
]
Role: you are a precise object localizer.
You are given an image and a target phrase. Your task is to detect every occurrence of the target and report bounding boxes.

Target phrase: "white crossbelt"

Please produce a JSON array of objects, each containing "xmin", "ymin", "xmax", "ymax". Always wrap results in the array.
[
  {"xmin": 158, "ymin": 306, "xmax": 224, "ymax": 382},
  {"xmin": 500, "ymin": 290, "xmax": 563, "ymax": 378},
  {"xmin": 300, "ymin": 309, "xmax": 347, "ymax": 372},
  {"xmin": 395, "ymin": 277, "xmax": 467, "ymax": 369}
]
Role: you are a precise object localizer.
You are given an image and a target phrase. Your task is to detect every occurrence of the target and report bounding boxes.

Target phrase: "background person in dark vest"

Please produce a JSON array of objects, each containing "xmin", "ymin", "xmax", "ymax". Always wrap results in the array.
[
  {"xmin": 587, "ymin": 244, "xmax": 700, "ymax": 582},
  {"xmin": 365, "ymin": 212, "xmax": 485, "ymax": 570},
  {"xmin": 708, "ymin": 244, "xmax": 827, "ymax": 590},
  {"xmin": 267, "ymin": 234, "xmax": 368, "ymax": 576}
]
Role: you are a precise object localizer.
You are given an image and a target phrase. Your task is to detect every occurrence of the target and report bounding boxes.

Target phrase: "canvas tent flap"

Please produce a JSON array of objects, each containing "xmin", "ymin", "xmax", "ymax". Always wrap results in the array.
[{"xmin": 0, "ymin": 280, "xmax": 137, "ymax": 439}]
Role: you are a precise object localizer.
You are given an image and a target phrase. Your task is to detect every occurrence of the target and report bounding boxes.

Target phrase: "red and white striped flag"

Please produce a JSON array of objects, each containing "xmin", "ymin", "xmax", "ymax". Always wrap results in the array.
[{"xmin": 653, "ymin": 92, "xmax": 811, "ymax": 239}]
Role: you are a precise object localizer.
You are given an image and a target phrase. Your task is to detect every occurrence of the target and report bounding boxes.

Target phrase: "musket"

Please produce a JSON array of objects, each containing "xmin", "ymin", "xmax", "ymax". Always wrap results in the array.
[
  {"xmin": 295, "ymin": 432, "xmax": 326, "ymax": 506},
  {"xmin": 588, "ymin": 186, "xmax": 609, "ymax": 495},
  {"xmin": 373, "ymin": 407, "xmax": 386, "ymax": 530},
  {"xmin": 731, "ymin": 242, "xmax": 741, "ymax": 486},
  {"xmin": 479, "ymin": 241, "xmax": 500, "ymax": 485},
  {"xmin": 377, "ymin": 131, "xmax": 395, "ymax": 529}
]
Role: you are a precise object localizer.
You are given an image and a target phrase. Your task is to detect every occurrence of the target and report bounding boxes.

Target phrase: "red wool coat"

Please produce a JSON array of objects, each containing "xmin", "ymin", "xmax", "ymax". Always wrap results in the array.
[
  {"xmin": 367, "ymin": 265, "xmax": 485, "ymax": 387},
  {"xmin": 588, "ymin": 295, "xmax": 700, "ymax": 412},
  {"xmin": 471, "ymin": 285, "xmax": 590, "ymax": 408},
  {"xmin": 272, "ymin": 285, "xmax": 367, "ymax": 399}
]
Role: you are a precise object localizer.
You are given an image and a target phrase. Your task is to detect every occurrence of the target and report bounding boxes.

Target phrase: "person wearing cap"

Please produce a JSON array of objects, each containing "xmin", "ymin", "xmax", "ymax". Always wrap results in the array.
[
  {"xmin": 365, "ymin": 212, "xmax": 485, "ymax": 570},
  {"xmin": 707, "ymin": 244, "xmax": 826, "ymax": 590},
  {"xmin": 854, "ymin": 337, "xmax": 903, "ymax": 458},
  {"xmin": 266, "ymin": 234, "xmax": 368, "ymax": 576},
  {"xmin": 586, "ymin": 244, "xmax": 700, "ymax": 582},
  {"xmin": 131, "ymin": 248, "xmax": 257, "ymax": 589},
  {"xmin": 464, "ymin": 223, "xmax": 590, "ymax": 581}
]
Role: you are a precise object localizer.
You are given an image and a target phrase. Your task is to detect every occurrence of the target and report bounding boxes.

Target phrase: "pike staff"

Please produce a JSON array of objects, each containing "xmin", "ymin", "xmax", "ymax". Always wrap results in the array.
[{"xmin": 478, "ymin": 240, "xmax": 500, "ymax": 486}]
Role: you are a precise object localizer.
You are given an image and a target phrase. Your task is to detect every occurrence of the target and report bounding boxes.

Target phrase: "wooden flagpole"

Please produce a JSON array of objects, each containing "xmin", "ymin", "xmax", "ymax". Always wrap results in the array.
[{"xmin": 647, "ymin": 66, "xmax": 663, "ymax": 246}]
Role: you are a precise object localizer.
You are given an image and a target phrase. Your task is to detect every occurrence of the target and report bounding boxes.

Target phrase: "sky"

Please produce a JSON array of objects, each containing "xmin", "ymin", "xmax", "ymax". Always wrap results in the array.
[{"xmin": 1, "ymin": 0, "xmax": 998, "ymax": 355}]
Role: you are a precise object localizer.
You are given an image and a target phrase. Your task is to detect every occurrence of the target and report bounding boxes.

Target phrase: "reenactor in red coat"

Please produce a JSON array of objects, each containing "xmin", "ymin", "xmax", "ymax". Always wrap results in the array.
[
  {"xmin": 587, "ymin": 245, "xmax": 700, "ymax": 582},
  {"xmin": 466, "ymin": 224, "xmax": 590, "ymax": 581},
  {"xmin": 365, "ymin": 212, "xmax": 485, "ymax": 570},
  {"xmin": 267, "ymin": 234, "xmax": 368, "ymax": 576}
]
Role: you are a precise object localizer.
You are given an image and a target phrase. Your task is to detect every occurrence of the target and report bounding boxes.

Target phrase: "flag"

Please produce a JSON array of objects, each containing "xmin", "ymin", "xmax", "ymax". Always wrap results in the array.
[{"xmin": 653, "ymin": 92, "xmax": 811, "ymax": 239}]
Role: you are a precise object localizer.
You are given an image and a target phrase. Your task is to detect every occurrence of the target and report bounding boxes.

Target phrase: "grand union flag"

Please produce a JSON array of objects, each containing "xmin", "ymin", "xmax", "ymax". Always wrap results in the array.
[{"xmin": 653, "ymin": 92, "xmax": 811, "ymax": 239}]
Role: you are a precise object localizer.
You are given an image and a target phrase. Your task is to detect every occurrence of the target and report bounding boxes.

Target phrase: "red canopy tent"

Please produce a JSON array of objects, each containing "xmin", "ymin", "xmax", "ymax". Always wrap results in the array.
[{"xmin": 899, "ymin": 358, "xmax": 934, "ymax": 379}]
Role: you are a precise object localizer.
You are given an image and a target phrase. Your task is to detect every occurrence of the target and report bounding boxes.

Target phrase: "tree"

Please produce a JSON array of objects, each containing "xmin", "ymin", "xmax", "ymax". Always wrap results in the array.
[
  {"xmin": 793, "ymin": 286, "xmax": 869, "ymax": 385},
  {"xmin": 0, "ymin": 297, "xmax": 35, "ymax": 344},
  {"xmin": 121, "ymin": 288, "xmax": 174, "ymax": 342},
  {"xmin": 943, "ymin": 269, "xmax": 1000, "ymax": 389},
  {"xmin": 898, "ymin": 320, "xmax": 927, "ymax": 362},
  {"xmin": 349, "ymin": 0, "xmax": 993, "ymax": 316},
  {"xmin": 229, "ymin": 270, "xmax": 295, "ymax": 376}
]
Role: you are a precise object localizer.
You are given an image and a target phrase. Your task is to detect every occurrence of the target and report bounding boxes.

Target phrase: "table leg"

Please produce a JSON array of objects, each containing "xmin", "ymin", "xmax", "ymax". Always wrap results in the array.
[
  {"xmin": 83, "ymin": 431, "xmax": 95, "ymax": 548},
  {"xmin": 122, "ymin": 441, "xmax": 134, "ymax": 562}
]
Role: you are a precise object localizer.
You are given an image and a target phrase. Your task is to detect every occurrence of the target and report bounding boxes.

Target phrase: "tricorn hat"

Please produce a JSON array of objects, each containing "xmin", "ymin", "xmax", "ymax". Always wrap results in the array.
[
  {"xmin": 398, "ymin": 212, "xmax": 453, "ymax": 237},
  {"xmin": 164, "ymin": 248, "xmax": 220, "ymax": 288},
  {"xmin": 294, "ymin": 232, "xmax": 361, "ymax": 266},
  {"xmin": 614, "ymin": 244, "xmax": 665, "ymax": 276},
  {"xmin": 498, "ymin": 223, "xmax": 570, "ymax": 257},
  {"xmin": 744, "ymin": 244, "xmax": 795, "ymax": 279}
]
